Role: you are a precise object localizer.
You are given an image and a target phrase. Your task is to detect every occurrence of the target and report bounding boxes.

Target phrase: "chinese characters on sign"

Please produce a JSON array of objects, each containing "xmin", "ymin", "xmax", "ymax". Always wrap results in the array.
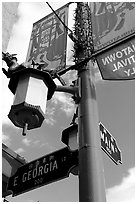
[
  {"xmin": 26, "ymin": 4, "xmax": 69, "ymax": 72},
  {"xmin": 89, "ymin": 2, "xmax": 135, "ymax": 52},
  {"xmin": 96, "ymin": 37, "xmax": 135, "ymax": 80}
]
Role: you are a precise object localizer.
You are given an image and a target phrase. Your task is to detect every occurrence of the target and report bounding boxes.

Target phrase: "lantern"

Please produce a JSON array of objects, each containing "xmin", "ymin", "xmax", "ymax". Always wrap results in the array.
[
  {"xmin": 61, "ymin": 124, "xmax": 78, "ymax": 151},
  {"xmin": 61, "ymin": 124, "xmax": 79, "ymax": 175},
  {"xmin": 8, "ymin": 68, "xmax": 56, "ymax": 135}
]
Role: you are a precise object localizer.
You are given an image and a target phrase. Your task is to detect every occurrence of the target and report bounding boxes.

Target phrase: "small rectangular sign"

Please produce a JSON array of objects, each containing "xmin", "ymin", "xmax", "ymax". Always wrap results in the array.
[
  {"xmin": 26, "ymin": 4, "xmax": 69, "ymax": 73},
  {"xmin": 8, "ymin": 147, "xmax": 78, "ymax": 197},
  {"xmin": 96, "ymin": 37, "xmax": 135, "ymax": 80},
  {"xmin": 89, "ymin": 2, "xmax": 135, "ymax": 52},
  {"xmin": 99, "ymin": 122, "xmax": 122, "ymax": 165}
]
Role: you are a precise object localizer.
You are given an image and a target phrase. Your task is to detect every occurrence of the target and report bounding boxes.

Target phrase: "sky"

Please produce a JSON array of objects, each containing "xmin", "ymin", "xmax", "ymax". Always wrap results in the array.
[{"xmin": 2, "ymin": 1, "xmax": 135, "ymax": 202}]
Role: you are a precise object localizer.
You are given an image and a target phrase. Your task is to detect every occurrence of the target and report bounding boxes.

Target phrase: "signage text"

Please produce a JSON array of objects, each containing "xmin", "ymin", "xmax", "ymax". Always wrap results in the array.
[
  {"xmin": 99, "ymin": 122, "xmax": 122, "ymax": 165},
  {"xmin": 8, "ymin": 147, "xmax": 78, "ymax": 196},
  {"xmin": 96, "ymin": 37, "xmax": 135, "ymax": 80}
]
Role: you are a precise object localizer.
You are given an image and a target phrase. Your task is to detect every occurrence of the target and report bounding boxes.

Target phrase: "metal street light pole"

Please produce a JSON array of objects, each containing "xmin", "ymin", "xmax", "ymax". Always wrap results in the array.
[
  {"xmin": 78, "ymin": 60, "xmax": 106, "ymax": 202},
  {"xmin": 74, "ymin": 3, "xmax": 106, "ymax": 201}
]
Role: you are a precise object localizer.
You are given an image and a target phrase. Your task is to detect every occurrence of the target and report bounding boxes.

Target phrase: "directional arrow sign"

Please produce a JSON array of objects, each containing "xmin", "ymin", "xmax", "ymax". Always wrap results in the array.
[
  {"xmin": 99, "ymin": 122, "xmax": 122, "ymax": 165},
  {"xmin": 8, "ymin": 147, "xmax": 78, "ymax": 196}
]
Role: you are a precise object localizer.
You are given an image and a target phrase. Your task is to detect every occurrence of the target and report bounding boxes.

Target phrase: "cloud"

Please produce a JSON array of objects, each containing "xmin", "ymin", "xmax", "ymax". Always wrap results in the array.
[
  {"xmin": 2, "ymin": 133, "xmax": 11, "ymax": 147},
  {"xmin": 7, "ymin": 2, "xmax": 52, "ymax": 63},
  {"xmin": 44, "ymin": 107, "xmax": 56, "ymax": 126},
  {"xmin": 94, "ymin": 62, "xmax": 103, "ymax": 82},
  {"xmin": 40, "ymin": 142, "xmax": 55, "ymax": 153},
  {"xmin": 62, "ymin": 70, "xmax": 77, "ymax": 85},
  {"xmin": 52, "ymin": 92, "xmax": 75, "ymax": 116},
  {"xmin": 51, "ymin": 71, "xmax": 76, "ymax": 117},
  {"xmin": 15, "ymin": 147, "xmax": 25, "ymax": 154},
  {"xmin": 2, "ymin": 123, "xmax": 20, "ymax": 148},
  {"xmin": 2, "ymin": 74, "xmax": 15, "ymax": 126},
  {"xmin": 22, "ymin": 138, "xmax": 32, "ymax": 146},
  {"xmin": 106, "ymin": 168, "xmax": 135, "ymax": 202},
  {"xmin": 33, "ymin": 140, "xmax": 40, "ymax": 146}
]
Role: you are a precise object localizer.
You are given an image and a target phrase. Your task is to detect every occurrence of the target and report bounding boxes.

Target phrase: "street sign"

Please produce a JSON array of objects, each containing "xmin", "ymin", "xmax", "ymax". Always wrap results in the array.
[
  {"xmin": 99, "ymin": 122, "xmax": 122, "ymax": 165},
  {"xmin": 7, "ymin": 147, "xmax": 78, "ymax": 197},
  {"xmin": 96, "ymin": 37, "xmax": 135, "ymax": 80}
]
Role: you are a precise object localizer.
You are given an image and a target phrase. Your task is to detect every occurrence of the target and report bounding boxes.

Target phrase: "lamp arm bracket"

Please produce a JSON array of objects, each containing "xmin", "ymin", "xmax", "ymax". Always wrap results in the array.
[{"xmin": 55, "ymin": 85, "xmax": 79, "ymax": 95}]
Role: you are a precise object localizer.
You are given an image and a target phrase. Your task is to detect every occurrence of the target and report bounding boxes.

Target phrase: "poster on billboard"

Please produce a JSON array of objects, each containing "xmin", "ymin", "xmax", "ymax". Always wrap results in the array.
[
  {"xmin": 96, "ymin": 37, "xmax": 135, "ymax": 80},
  {"xmin": 26, "ymin": 4, "xmax": 69, "ymax": 73},
  {"xmin": 89, "ymin": 2, "xmax": 135, "ymax": 52}
]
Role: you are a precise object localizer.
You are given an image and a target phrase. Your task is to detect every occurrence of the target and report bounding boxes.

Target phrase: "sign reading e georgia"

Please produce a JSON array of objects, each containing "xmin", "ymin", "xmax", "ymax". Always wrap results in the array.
[
  {"xmin": 96, "ymin": 37, "xmax": 135, "ymax": 80},
  {"xmin": 89, "ymin": 2, "xmax": 135, "ymax": 52},
  {"xmin": 7, "ymin": 147, "xmax": 78, "ymax": 197}
]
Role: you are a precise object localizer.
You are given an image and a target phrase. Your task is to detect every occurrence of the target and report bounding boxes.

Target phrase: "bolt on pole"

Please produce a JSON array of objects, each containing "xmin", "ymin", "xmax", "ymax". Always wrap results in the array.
[{"xmin": 74, "ymin": 3, "xmax": 106, "ymax": 201}]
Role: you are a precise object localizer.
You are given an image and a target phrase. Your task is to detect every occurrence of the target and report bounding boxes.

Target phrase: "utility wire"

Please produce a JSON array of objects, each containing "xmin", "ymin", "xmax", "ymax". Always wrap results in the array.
[
  {"xmin": 46, "ymin": 2, "xmax": 72, "ymax": 32},
  {"xmin": 46, "ymin": 2, "xmax": 79, "ymax": 44}
]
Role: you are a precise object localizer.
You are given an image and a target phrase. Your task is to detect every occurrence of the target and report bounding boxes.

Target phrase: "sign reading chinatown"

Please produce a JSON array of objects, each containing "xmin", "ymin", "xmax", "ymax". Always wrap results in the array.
[
  {"xmin": 26, "ymin": 4, "xmax": 69, "ymax": 72},
  {"xmin": 7, "ymin": 147, "xmax": 78, "ymax": 196},
  {"xmin": 99, "ymin": 122, "xmax": 122, "ymax": 165},
  {"xmin": 89, "ymin": 2, "xmax": 135, "ymax": 52},
  {"xmin": 96, "ymin": 37, "xmax": 135, "ymax": 80}
]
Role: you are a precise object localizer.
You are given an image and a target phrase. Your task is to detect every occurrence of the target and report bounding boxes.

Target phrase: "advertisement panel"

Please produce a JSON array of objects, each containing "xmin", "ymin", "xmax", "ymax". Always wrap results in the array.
[
  {"xmin": 26, "ymin": 4, "xmax": 69, "ymax": 72},
  {"xmin": 96, "ymin": 37, "xmax": 135, "ymax": 80},
  {"xmin": 89, "ymin": 2, "xmax": 135, "ymax": 52}
]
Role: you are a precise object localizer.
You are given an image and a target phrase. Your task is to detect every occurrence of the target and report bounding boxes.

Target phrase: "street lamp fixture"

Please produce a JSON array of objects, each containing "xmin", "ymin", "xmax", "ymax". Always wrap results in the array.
[
  {"xmin": 8, "ymin": 67, "xmax": 56, "ymax": 136},
  {"xmin": 61, "ymin": 123, "xmax": 78, "ymax": 151},
  {"xmin": 61, "ymin": 123, "xmax": 78, "ymax": 175}
]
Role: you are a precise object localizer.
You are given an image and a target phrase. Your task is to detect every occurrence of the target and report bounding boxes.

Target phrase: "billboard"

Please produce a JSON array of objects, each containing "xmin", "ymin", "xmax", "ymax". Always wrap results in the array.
[
  {"xmin": 89, "ymin": 2, "xmax": 135, "ymax": 52},
  {"xmin": 26, "ymin": 4, "xmax": 69, "ymax": 72},
  {"xmin": 96, "ymin": 37, "xmax": 135, "ymax": 80}
]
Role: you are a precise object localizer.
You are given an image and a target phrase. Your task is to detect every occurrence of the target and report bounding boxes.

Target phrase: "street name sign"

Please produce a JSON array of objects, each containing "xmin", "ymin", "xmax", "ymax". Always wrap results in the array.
[
  {"xmin": 99, "ymin": 122, "xmax": 122, "ymax": 165},
  {"xmin": 7, "ymin": 147, "xmax": 78, "ymax": 196}
]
